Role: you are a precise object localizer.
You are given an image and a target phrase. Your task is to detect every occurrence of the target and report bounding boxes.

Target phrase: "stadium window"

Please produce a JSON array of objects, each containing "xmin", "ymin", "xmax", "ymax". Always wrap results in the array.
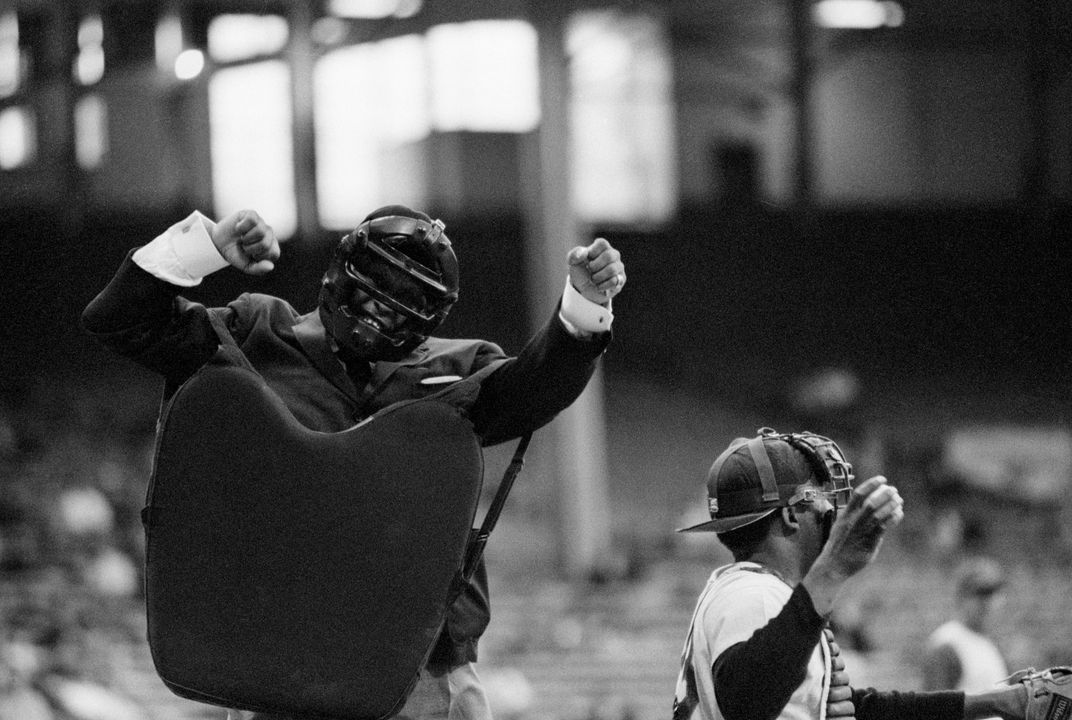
[
  {"xmin": 812, "ymin": 0, "xmax": 904, "ymax": 29},
  {"xmin": 2, "ymin": 9, "xmax": 48, "ymax": 97},
  {"xmin": 207, "ymin": 14, "xmax": 288, "ymax": 64},
  {"xmin": 75, "ymin": 14, "xmax": 105, "ymax": 85},
  {"xmin": 567, "ymin": 10, "xmax": 677, "ymax": 225},
  {"xmin": 208, "ymin": 60, "xmax": 297, "ymax": 239},
  {"xmin": 0, "ymin": 11, "xmax": 20, "ymax": 97},
  {"xmin": 0, "ymin": 105, "xmax": 36, "ymax": 169},
  {"xmin": 326, "ymin": 0, "xmax": 422, "ymax": 20},
  {"xmin": 75, "ymin": 93, "xmax": 108, "ymax": 169},
  {"xmin": 314, "ymin": 34, "xmax": 429, "ymax": 229},
  {"xmin": 426, "ymin": 20, "xmax": 539, "ymax": 133},
  {"xmin": 155, "ymin": 12, "xmax": 183, "ymax": 73}
]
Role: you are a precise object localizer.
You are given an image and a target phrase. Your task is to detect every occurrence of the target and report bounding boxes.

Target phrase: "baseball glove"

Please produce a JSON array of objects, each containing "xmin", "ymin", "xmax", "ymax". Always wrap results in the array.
[{"xmin": 1005, "ymin": 666, "xmax": 1072, "ymax": 720}]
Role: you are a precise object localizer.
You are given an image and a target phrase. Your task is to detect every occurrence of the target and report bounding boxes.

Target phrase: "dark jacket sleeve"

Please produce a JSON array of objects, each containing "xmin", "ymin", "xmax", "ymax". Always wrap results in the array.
[
  {"xmin": 81, "ymin": 250, "xmax": 226, "ymax": 389},
  {"xmin": 467, "ymin": 304, "xmax": 611, "ymax": 446},
  {"xmin": 430, "ymin": 309, "xmax": 611, "ymax": 664},
  {"xmin": 854, "ymin": 687, "xmax": 964, "ymax": 720},
  {"xmin": 711, "ymin": 583, "xmax": 827, "ymax": 720}
]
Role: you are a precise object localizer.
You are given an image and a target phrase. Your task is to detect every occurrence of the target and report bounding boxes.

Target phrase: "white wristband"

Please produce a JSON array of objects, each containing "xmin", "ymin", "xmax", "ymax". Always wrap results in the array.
[
  {"xmin": 559, "ymin": 277, "xmax": 613, "ymax": 334},
  {"xmin": 132, "ymin": 211, "xmax": 228, "ymax": 286}
]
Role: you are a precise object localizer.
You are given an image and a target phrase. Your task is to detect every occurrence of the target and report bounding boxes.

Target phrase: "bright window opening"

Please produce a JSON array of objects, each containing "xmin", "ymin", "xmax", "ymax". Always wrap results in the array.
[
  {"xmin": 208, "ymin": 14, "xmax": 289, "ymax": 63},
  {"xmin": 0, "ymin": 12, "xmax": 19, "ymax": 98},
  {"xmin": 209, "ymin": 61, "xmax": 297, "ymax": 238},
  {"xmin": 75, "ymin": 15, "xmax": 104, "ymax": 85},
  {"xmin": 314, "ymin": 35, "xmax": 429, "ymax": 229},
  {"xmin": 75, "ymin": 94, "xmax": 108, "ymax": 169},
  {"xmin": 426, "ymin": 20, "xmax": 539, "ymax": 133},
  {"xmin": 155, "ymin": 13, "xmax": 184, "ymax": 73},
  {"xmin": 326, "ymin": 0, "xmax": 422, "ymax": 20},
  {"xmin": 0, "ymin": 105, "xmax": 36, "ymax": 169},
  {"xmin": 568, "ymin": 10, "xmax": 677, "ymax": 224},
  {"xmin": 812, "ymin": 0, "xmax": 905, "ymax": 29}
]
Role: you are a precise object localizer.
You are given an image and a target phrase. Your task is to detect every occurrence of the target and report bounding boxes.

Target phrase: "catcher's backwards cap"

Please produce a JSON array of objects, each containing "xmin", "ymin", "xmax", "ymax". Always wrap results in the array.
[{"xmin": 678, "ymin": 427, "xmax": 854, "ymax": 534}]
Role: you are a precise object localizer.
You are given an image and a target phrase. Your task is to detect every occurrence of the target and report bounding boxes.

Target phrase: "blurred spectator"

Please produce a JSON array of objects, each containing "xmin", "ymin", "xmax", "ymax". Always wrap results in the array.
[
  {"xmin": 54, "ymin": 487, "xmax": 115, "ymax": 537},
  {"xmin": 831, "ymin": 596, "xmax": 880, "ymax": 654},
  {"xmin": 36, "ymin": 675, "xmax": 147, "ymax": 720},
  {"xmin": 82, "ymin": 546, "xmax": 139, "ymax": 599},
  {"xmin": 2, "ymin": 584, "xmax": 148, "ymax": 720},
  {"xmin": 480, "ymin": 666, "xmax": 535, "ymax": 720},
  {"xmin": 0, "ymin": 655, "xmax": 53, "ymax": 720},
  {"xmin": 921, "ymin": 557, "xmax": 1010, "ymax": 692}
]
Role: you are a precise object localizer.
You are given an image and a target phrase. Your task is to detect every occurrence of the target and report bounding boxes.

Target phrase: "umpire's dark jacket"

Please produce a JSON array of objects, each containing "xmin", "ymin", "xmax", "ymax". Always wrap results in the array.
[{"xmin": 82, "ymin": 249, "xmax": 611, "ymax": 666}]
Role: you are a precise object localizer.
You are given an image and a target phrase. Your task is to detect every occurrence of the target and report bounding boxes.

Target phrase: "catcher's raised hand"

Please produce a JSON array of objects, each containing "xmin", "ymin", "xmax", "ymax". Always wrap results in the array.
[
  {"xmin": 803, "ymin": 476, "xmax": 903, "ymax": 616},
  {"xmin": 212, "ymin": 209, "xmax": 280, "ymax": 275},
  {"xmin": 568, "ymin": 237, "xmax": 625, "ymax": 304},
  {"xmin": 820, "ymin": 475, "xmax": 904, "ymax": 580}
]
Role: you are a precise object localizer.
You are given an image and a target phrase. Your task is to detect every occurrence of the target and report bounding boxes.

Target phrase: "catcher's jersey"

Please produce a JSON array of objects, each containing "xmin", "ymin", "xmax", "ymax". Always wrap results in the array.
[{"xmin": 678, "ymin": 562, "xmax": 832, "ymax": 720}]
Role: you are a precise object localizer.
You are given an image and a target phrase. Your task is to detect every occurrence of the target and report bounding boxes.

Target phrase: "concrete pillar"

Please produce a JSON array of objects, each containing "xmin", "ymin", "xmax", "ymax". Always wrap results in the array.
[
  {"xmin": 520, "ymin": 2, "xmax": 613, "ymax": 580},
  {"xmin": 288, "ymin": 0, "xmax": 319, "ymax": 240}
]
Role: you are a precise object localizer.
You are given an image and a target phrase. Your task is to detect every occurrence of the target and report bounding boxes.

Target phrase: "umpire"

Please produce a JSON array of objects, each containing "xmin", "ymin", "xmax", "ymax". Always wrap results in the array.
[{"xmin": 82, "ymin": 204, "xmax": 625, "ymax": 720}]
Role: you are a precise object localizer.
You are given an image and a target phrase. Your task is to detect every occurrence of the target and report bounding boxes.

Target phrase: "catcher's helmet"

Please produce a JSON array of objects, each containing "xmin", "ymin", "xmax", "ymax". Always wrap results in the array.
[
  {"xmin": 319, "ymin": 205, "xmax": 460, "ymax": 361},
  {"xmin": 678, "ymin": 427, "xmax": 854, "ymax": 534}
]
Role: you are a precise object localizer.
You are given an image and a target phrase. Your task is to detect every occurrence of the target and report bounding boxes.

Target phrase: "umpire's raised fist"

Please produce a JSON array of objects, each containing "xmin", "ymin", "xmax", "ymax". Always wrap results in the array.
[{"xmin": 212, "ymin": 209, "xmax": 280, "ymax": 275}]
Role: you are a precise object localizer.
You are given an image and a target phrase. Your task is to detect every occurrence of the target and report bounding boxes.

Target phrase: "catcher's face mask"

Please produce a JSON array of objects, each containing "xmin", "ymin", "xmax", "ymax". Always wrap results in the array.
[{"xmin": 774, "ymin": 428, "xmax": 854, "ymax": 544}]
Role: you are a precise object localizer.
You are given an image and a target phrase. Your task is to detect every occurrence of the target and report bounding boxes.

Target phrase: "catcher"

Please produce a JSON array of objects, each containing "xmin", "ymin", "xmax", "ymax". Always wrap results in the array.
[{"xmin": 672, "ymin": 427, "xmax": 1070, "ymax": 720}]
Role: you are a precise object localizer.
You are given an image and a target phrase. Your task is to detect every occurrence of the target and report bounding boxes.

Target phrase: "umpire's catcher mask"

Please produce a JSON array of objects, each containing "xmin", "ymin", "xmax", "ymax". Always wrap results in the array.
[
  {"xmin": 319, "ymin": 205, "xmax": 460, "ymax": 362},
  {"xmin": 678, "ymin": 427, "xmax": 854, "ymax": 535}
]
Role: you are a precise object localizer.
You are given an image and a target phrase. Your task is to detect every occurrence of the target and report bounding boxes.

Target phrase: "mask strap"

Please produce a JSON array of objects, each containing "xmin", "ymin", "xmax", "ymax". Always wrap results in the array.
[{"xmin": 746, "ymin": 436, "xmax": 780, "ymax": 502}]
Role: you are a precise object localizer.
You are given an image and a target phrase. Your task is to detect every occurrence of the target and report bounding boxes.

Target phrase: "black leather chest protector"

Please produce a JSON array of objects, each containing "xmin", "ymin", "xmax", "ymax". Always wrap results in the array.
[{"xmin": 143, "ymin": 342, "xmax": 486, "ymax": 720}]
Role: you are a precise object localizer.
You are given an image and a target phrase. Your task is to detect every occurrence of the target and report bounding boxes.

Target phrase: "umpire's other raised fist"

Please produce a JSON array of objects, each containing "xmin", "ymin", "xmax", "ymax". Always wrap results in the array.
[
  {"xmin": 212, "ymin": 209, "xmax": 280, "ymax": 275},
  {"xmin": 567, "ymin": 237, "xmax": 625, "ymax": 305}
]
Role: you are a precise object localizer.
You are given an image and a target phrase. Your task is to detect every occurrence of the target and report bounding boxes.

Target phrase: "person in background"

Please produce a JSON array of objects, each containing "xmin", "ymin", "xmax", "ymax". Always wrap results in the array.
[{"xmin": 922, "ymin": 557, "xmax": 1010, "ymax": 693}]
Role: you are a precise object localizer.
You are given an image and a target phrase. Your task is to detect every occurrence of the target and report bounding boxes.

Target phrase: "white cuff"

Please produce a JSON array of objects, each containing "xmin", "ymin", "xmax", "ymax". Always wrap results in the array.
[
  {"xmin": 559, "ymin": 277, "xmax": 613, "ymax": 335},
  {"xmin": 132, "ymin": 211, "xmax": 228, "ymax": 287}
]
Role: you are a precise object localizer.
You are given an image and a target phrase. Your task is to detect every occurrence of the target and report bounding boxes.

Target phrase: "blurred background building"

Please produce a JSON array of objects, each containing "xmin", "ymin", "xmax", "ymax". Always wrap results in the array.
[{"xmin": 1, "ymin": 1, "xmax": 1070, "ymax": 719}]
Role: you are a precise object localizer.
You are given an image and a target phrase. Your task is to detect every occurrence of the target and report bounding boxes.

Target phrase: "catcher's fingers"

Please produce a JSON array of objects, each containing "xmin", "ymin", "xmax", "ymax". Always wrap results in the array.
[
  {"xmin": 828, "ymin": 685, "xmax": 853, "ymax": 702},
  {"xmin": 826, "ymin": 699, "xmax": 856, "ymax": 718},
  {"xmin": 830, "ymin": 670, "xmax": 851, "ymax": 686},
  {"xmin": 865, "ymin": 485, "xmax": 904, "ymax": 530},
  {"xmin": 830, "ymin": 654, "xmax": 846, "ymax": 671},
  {"xmin": 848, "ymin": 476, "xmax": 903, "ymax": 527},
  {"xmin": 848, "ymin": 475, "xmax": 887, "ymax": 508},
  {"xmin": 865, "ymin": 484, "xmax": 901, "ymax": 512}
]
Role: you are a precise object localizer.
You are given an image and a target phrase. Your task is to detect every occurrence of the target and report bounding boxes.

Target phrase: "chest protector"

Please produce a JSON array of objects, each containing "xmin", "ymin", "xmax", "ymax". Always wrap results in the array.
[{"xmin": 142, "ymin": 354, "xmax": 485, "ymax": 720}]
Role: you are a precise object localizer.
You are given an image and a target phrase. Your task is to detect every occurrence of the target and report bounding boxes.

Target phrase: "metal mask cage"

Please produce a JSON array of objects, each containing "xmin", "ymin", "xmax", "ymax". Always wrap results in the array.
[
  {"xmin": 757, "ymin": 427, "xmax": 855, "ymax": 507},
  {"xmin": 342, "ymin": 259, "xmax": 440, "ymax": 328},
  {"xmin": 337, "ymin": 216, "xmax": 458, "ymax": 330}
]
